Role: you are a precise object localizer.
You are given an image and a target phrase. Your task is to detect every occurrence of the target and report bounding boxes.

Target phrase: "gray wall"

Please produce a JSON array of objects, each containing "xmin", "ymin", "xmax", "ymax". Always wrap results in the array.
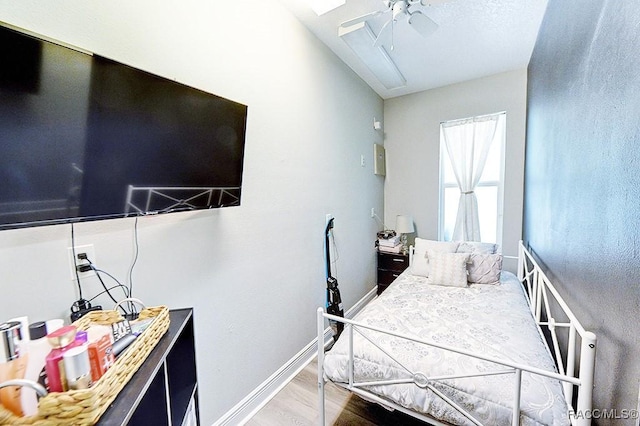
[
  {"xmin": 525, "ymin": 0, "xmax": 640, "ymax": 422},
  {"xmin": 0, "ymin": 1, "xmax": 384, "ymax": 423},
  {"xmin": 384, "ymin": 69, "xmax": 528, "ymax": 271}
]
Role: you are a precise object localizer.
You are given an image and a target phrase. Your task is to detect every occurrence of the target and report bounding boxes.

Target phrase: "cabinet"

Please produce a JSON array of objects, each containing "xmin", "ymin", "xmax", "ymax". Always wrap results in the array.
[
  {"xmin": 376, "ymin": 251, "xmax": 409, "ymax": 294},
  {"xmin": 97, "ymin": 308, "xmax": 199, "ymax": 426}
]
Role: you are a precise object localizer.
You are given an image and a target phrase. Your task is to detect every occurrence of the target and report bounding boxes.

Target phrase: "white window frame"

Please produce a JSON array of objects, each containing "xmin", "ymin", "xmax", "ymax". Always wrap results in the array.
[{"xmin": 437, "ymin": 112, "xmax": 506, "ymax": 245}]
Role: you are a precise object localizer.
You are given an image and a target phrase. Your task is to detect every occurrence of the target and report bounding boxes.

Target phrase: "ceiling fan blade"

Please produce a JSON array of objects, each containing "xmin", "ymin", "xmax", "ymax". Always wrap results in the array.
[
  {"xmin": 408, "ymin": 10, "xmax": 438, "ymax": 38},
  {"xmin": 340, "ymin": 9, "xmax": 388, "ymax": 28}
]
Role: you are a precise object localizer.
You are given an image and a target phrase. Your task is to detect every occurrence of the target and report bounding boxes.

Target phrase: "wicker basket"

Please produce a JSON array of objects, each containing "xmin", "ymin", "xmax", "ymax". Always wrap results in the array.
[{"xmin": 0, "ymin": 305, "xmax": 169, "ymax": 426}]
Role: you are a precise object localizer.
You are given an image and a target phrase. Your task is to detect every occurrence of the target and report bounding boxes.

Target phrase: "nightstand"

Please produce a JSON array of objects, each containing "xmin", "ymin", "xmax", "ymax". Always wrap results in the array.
[{"xmin": 376, "ymin": 251, "xmax": 409, "ymax": 295}]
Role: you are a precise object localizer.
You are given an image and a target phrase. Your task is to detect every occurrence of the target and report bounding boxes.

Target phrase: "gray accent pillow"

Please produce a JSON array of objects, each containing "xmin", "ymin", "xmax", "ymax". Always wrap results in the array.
[{"xmin": 467, "ymin": 253, "xmax": 503, "ymax": 284}]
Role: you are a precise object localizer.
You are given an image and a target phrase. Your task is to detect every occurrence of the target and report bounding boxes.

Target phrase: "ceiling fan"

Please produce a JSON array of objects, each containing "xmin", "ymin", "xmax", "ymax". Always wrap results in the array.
[{"xmin": 339, "ymin": 0, "xmax": 440, "ymax": 49}]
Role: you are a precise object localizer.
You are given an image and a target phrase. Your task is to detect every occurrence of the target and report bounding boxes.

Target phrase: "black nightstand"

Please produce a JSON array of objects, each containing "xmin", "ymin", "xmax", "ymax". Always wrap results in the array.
[{"xmin": 376, "ymin": 251, "xmax": 409, "ymax": 295}]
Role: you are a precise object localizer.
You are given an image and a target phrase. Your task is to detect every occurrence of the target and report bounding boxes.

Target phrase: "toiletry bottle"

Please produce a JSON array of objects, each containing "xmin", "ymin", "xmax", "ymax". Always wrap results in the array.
[
  {"xmin": 7, "ymin": 317, "xmax": 29, "ymax": 344},
  {"xmin": 44, "ymin": 325, "xmax": 79, "ymax": 392},
  {"xmin": 45, "ymin": 319, "xmax": 64, "ymax": 334},
  {"xmin": 85, "ymin": 325, "xmax": 114, "ymax": 382},
  {"xmin": 0, "ymin": 321, "xmax": 28, "ymax": 416},
  {"xmin": 63, "ymin": 346, "xmax": 92, "ymax": 390},
  {"xmin": 21, "ymin": 321, "xmax": 50, "ymax": 416},
  {"xmin": 75, "ymin": 330, "xmax": 88, "ymax": 346}
]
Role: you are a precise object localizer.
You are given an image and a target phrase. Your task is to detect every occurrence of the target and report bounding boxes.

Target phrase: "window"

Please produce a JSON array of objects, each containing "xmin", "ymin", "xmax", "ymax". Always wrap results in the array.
[{"xmin": 438, "ymin": 112, "xmax": 505, "ymax": 244}]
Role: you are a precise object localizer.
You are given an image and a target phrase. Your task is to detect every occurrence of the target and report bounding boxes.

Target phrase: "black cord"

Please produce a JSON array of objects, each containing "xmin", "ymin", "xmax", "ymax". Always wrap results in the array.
[
  {"xmin": 87, "ymin": 284, "xmax": 129, "ymax": 303},
  {"xmin": 84, "ymin": 258, "xmax": 130, "ymax": 315},
  {"xmin": 88, "ymin": 261, "xmax": 118, "ymax": 304},
  {"xmin": 69, "ymin": 220, "xmax": 141, "ymax": 317},
  {"xmin": 92, "ymin": 263, "xmax": 138, "ymax": 317},
  {"xmin": 92, "ymin": 267, "xmax": 130, "ymax": 299},
  {"xmin": 70, "ymin": 223, "xmax": 83, "ymax": 300}
]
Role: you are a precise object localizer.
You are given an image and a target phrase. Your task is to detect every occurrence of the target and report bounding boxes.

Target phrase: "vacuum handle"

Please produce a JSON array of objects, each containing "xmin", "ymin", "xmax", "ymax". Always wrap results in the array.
[{"xmin": 325, "ymin": 218, "xmax": 335, "ymax": 280}]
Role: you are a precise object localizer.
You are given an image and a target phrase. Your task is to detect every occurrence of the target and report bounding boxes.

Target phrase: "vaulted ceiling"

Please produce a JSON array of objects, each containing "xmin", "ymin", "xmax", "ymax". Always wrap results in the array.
[{"xmin": 278, "ymin": 0, "xmax": 548, "ymax": 99}]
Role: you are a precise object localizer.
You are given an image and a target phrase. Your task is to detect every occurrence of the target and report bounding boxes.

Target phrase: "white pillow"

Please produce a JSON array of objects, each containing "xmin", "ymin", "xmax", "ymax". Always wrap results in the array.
[
  {"xmin": 467, "ymin": 253, "xmax": 503, "ymax": 284},
  {"xmin": 426, "ymin": 251, "xmax": 470, "ymax": 287},
  {"xmin": 456, "ymin": 241, "xmax": 497, "ymax": 255},
  {"xmin": 411, "ymin": 238, "xmax": 460, "ymax": 277}
]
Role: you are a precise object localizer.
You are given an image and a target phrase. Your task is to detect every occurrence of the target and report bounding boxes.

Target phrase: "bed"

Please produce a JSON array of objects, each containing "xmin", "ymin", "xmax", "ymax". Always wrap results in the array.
[{"xmin": 317, "ymin": 240, "xmax": 596, "ymax": 426}]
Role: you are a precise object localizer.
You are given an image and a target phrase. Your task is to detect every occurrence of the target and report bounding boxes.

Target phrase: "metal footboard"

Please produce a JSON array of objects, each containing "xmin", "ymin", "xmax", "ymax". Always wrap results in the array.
[{"xmin": 317, "ymin": 240, "xmax": 596, "ymax": 426}]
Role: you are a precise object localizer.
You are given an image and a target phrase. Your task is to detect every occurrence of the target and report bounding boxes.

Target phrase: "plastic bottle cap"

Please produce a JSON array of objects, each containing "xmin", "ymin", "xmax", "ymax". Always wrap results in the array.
[
  {"xmin": 47, "ymin": 325, "xmax": 77, "ymax": 349},
  {"xmin": 29, "ymin": 321, "xmax": 48, "ymax": 341},
  {"xmin": 75, "ymin": 330, "xmax": 88, "ymax": 344}
]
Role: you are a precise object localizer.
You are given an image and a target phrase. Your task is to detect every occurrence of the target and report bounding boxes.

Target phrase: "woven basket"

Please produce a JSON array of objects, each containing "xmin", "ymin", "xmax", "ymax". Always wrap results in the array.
[{"xmin": 0, "ymin": 305, "xmax": 169, "ymax": 426}]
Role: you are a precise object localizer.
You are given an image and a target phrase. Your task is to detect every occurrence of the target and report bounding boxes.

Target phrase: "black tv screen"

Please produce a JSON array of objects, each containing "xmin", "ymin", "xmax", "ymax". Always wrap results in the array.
[{"xmin": 0, "ymin": 24, "xmax": 247, "ymax": 230}]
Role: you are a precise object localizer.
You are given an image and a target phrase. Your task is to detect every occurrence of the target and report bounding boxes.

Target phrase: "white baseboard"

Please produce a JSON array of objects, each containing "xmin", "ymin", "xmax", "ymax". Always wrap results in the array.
[{"xmin": 213, "ymin": 286, "xmax": 377, "ymax": 426}]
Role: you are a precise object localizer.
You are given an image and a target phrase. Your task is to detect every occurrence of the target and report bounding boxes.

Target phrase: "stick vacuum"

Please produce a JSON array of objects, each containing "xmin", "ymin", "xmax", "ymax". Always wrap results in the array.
[{"xmin": 325, "ymin": 218, "xmax": 344, "ymax": 341}]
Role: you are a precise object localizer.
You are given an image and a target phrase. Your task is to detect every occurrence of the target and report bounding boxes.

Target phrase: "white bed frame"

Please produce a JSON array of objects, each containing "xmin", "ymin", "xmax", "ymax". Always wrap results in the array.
[{"xmin": 317, "ymin": 240, "xmax": 596, "ymax": 426}]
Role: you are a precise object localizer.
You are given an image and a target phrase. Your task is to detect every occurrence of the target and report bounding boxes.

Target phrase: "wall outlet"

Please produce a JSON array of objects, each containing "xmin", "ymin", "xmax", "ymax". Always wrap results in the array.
[{"xmin": 68, "ymin": 244, "xmax": 96, "ymax": 280}]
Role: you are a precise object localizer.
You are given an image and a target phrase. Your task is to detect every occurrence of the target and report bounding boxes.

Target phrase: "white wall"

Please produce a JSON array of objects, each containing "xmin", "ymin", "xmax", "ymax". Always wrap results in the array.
[
  {"xmin": 0, "ymin": 1, "xmax": 384, "ymax": 422},
  {"xmin": 383, "ymin": 69, "xmax": 528, "ymax": 268}
]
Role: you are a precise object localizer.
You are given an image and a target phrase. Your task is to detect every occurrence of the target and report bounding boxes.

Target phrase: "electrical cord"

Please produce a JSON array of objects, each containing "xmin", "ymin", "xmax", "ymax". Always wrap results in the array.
[
  {"xmin": 68, "ymin": 218, "xmax": 141, "ymax": 318},
  {"xmin": 372, "ymin": 212, "xmax": 387, "ymax": 230},
  {"xmin": 87, "ymin": 260, "xmax": 118, "ymax": 305},
  {"xmin": 91, "ymin": 267, "xmax": 130, "ymax": 299},
  {"xmin": 84, "ymin": 257, "xmax": 134, "ymax": 316},
  {"xmin": 70, "ymin": 223, "xmax": 84, "ymax": 300},
  {"xmin": 87, "ymin": 284, "xmax": 129, "ymax": 304}
]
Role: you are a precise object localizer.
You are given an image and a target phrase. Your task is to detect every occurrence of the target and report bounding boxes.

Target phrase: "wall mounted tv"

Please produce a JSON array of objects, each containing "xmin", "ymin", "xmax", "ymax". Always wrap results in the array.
[{"xmin": 0, "ymin": 24, "xmax": 247, "ymax": 230}]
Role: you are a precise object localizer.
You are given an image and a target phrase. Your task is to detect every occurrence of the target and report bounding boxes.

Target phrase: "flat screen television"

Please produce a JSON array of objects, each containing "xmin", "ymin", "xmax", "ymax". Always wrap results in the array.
[{"xmin": 0, "ymin": 24, "xmax": 248, "ymax": 230}]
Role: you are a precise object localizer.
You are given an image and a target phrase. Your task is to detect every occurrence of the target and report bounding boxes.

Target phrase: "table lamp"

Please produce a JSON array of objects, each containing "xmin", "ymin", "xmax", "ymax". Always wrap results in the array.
[{"xmin": 395, "ymin": 215, "xmax": 415, "ymax": 255}]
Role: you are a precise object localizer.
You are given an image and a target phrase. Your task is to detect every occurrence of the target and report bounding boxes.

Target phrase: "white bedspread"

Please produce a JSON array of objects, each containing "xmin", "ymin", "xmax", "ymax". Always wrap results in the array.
[{"xmin": 323, "ymin": 271, "xmax": 570, "ymax": 426}]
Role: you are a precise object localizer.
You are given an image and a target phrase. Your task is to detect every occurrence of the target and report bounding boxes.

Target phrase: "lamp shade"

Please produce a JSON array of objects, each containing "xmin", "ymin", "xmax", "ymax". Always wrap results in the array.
[{"xmin": 395, "ymin": 215, "xmax": 415, "ymax": 234}]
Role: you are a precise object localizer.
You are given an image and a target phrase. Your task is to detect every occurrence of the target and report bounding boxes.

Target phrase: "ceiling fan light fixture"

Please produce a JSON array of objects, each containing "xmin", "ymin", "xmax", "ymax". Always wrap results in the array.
[
  {"xmin": 339, "ymin": 22, "xmax": 406, "ymax": 90},
  {"xmin": 407, "ymin": 10, "xmax": 438, "ymax": 38},
  {"xmin": 392, "ymin": 1, "xmax": 408, "ymax": 21}
]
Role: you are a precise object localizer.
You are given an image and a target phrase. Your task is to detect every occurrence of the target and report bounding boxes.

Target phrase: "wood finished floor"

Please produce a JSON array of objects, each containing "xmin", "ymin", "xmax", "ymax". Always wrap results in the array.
[{"xmin": 246, "ymin": 358, "xmax": 428, "ymax": 426}]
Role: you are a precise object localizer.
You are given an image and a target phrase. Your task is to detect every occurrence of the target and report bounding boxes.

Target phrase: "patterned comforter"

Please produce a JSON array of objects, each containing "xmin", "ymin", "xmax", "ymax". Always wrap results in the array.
[{"xmin": 323, "ymin": 270, "xmax": 570, "ymax": 426}]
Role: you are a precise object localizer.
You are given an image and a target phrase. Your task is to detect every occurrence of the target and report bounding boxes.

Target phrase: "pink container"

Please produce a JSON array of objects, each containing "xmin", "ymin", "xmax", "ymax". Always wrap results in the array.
[{"xmin": 44, "ymin": 325, "xmax": 80, "ymax": 392}]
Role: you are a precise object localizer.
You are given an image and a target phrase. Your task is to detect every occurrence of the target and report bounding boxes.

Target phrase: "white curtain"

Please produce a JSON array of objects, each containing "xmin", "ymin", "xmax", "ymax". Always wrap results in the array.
[{"xmin": 442, "ymin": 114, "xmax": 499, "ymax": 241}]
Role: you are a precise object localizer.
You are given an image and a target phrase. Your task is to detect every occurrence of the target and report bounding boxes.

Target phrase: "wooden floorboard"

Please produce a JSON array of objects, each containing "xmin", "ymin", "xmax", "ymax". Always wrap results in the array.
[{"xmin": 246, "ymin": 358, "xmax": 429, "ymax": 426}]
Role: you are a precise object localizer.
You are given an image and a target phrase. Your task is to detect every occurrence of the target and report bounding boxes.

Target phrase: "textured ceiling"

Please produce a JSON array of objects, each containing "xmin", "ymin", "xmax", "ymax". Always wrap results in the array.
[{"xmin": 278, "ymin": 0, "xmax": 548, "ymax": 99}]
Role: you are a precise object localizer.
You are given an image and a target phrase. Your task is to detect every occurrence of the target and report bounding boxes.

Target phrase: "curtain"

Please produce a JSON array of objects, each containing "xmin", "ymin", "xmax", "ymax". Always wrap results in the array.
[{"xmin": 442, "ymin": 114, "xmax": 499, "ymax": 241}]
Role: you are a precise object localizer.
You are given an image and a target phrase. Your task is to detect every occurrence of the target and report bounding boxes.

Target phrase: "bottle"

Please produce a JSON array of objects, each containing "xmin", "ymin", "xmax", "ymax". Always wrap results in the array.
[
  {"xmin": 0, "ymin": 321, "xmax": 28, "ymax": 416},
  {"xmin": 20, "ymin": 321, "xmax": 50, "ymax": 416},
  {"xmin": 7, "ymin": 317, "xmax": 29, "ymax": 343},
  {"xmin": 44, "ymin": 326, "xmax": 79, "ymax": 392},
  {"xmin": 45, "ymin": 319, "xmax": 64, "ymax": 334},
  {"xmin": 75, "ymin": 330, "xmax": 88, "ymax": 346},
  {"xmin": 85, "ymin": 326, "xmax": 114, "ymax": 382},
  {"xmin": 63, "ymin": 346, "xmax": 92, "ymax": 390}
]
